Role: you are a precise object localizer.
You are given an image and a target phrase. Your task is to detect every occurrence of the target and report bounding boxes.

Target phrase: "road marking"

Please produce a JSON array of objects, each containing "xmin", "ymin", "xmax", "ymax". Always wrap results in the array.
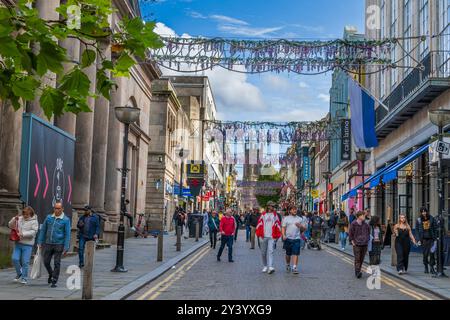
[
  {"xmin": 137, "ymin": 246, "xmax": 210, "ymax": 300},
  {"xmin": 147, "ymin": 247, "xmax": 211, "ymax": 300},
  {"xmin": 323, "ymin": 247, "xmax": 434, "ymax": 300}
]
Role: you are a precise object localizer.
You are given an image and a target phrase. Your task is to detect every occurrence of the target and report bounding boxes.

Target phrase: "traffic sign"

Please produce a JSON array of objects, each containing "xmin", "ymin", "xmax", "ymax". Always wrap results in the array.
[{"xmin": 437, "ymin": 141, "xmax": 450, "ymax": 155}]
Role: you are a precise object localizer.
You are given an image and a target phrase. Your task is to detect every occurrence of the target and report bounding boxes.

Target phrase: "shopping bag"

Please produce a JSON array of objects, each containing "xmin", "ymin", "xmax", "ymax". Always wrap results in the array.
[{"xmin": 30, "ymin": 246, "xmax": 42, "ymax": 279}]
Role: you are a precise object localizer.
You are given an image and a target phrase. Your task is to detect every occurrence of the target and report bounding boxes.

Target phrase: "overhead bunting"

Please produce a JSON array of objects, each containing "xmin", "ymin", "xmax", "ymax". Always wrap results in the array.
[{"xmin": 151, "ymin": 37, "xmax": 393, "ymax": 74}]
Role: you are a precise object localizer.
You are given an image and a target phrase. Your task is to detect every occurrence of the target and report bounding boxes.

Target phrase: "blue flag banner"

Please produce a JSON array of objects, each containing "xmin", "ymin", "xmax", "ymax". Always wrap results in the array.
[{"xmin": 348, "ymin": 77, "xmax": 379, "ymax": 149}]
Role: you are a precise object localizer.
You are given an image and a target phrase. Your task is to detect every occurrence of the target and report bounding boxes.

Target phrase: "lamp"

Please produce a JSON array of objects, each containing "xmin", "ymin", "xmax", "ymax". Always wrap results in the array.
[
  {"xmin": 112, "ymin": 106, "xmax": 140, "ymax": 273},
  {"xmin": 355, "ymin": 149, "xmax": 371, "ymax": 211},
  {"xmin": 428, "ymin": 109, "xmax": 450, "ymax": 278}
]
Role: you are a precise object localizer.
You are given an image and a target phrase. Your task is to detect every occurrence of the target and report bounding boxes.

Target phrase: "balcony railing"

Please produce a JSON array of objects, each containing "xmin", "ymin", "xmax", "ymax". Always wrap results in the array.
[{"xmin": 375, "ymin": 49, "xmax": 450, "ymax": 139}]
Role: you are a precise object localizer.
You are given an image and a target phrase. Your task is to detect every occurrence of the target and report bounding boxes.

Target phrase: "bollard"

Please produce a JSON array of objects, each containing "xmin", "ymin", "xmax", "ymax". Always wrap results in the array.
[
  {"xmin": 176, "ymin": 226, "xmax": 181, "ymax": 252},
  {"xmin": 82, "ymin": 241, "xmax": 95, "ymax": 300},
  {"xmin": 157, "ymin": 230, "xmax": 163, "ymax": 262},
  {"xmin": 195, "ymin": 221, "xmax": 199, "ymax": 242}
]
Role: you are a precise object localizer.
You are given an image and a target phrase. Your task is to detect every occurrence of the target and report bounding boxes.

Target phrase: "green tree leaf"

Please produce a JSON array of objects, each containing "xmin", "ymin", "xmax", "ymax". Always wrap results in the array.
[
  {"xmin": 113, "ymin": 52, "xmax": 135, "ymax": 77},
  {"xmin": 81, "ymin": 49, "xmax": 96, "ymax": 68},
  {"xmin": 59, "ymin": 68, "xmax": 91, "ymax": 96},
  {"xmin": 40, "ymin": 87, "xmax": 65, "ymax": 119},
  {"xmin": 36, "ymin": 41, "xmax": 66, "ymax": 76},
  {"xmin": 11, "ymin": 76, "xmax": 39, "ymax": 101}
]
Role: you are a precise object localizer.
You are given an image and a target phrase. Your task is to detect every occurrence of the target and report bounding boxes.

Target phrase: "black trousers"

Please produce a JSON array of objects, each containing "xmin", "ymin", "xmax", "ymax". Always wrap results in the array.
[
  {"xmin": 210, "ymin": 230, "xmax": 217, "ymax": 248},
  {"xmin": 395, "ymin": 238, "xmax": 411, "ymax": 271},
  {"xmin": 43, "ymin": 244, "xmax": 64, "ymax": 282},
  {"xmin": 422, "ymin": 238, "xmax": 436, "ymax": 266},
  {"xmin": 353, "ymin": 245, "xmax": 368, "ymax": 274}
]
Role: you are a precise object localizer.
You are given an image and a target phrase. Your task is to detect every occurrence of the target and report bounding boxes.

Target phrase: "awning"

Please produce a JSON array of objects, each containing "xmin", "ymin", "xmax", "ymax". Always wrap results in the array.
[{"xmin": 382, "ymin": 143, "xmax": 430, "ymax": 184}]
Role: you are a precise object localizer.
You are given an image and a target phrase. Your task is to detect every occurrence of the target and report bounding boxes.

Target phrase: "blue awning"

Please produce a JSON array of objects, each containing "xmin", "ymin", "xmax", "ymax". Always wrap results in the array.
[{"xmin": 381, "ymin": 144, "xmax": 430, "ymax": 184}]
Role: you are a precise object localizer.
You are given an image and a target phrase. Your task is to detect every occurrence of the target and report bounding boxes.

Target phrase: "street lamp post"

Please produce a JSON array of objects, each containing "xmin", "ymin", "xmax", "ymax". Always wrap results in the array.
[
  {"xmin": 112, "ymin": 106, "xmax": 140, "ymax": 273},
  {"xmin": 429, "ymin": 109, "xmax": 450, "ymax": 278},
  {"xmin": 355, "ymin": 149, "xmax": 371, "ymax": 211}
]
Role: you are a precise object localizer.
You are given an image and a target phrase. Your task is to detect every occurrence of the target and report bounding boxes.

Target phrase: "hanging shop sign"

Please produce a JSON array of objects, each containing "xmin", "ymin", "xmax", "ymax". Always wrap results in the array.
[
  {"xmin": 341, "ymin": 119, "xmax": 352, "ymax": 161},
  {"xmin": 303, "ymin": 155, "xmax": 311, "ymax": 181},
  {"xmin": 311, "ymin": 189, "xmax": 319, "ymax": 199}
]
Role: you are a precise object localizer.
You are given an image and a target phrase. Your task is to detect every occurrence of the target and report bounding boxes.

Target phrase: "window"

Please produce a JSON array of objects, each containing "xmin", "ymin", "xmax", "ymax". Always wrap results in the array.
[
  {"xmin": 419, "ymin": 0, "xmax": 429, "ymax": 58},
  {"xmin": 380, "ymin": 0, "xmax": 386, "ymax": 98},
  {"xmin": 403, "ymin": 0, "xmax": 412, "ymax": 74},
  {"xmin": 391, "ymin": 0, "xmax": 398, "ymax": 87}
]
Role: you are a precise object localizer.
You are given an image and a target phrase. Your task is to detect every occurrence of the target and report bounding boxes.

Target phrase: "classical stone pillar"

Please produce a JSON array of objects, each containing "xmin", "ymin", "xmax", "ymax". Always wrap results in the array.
[
  {"xmin": 54, "ymin": 38, "xmax": 80, "ymax": 136},
  {"xmin": 28, "ymin": 0, "xmax": 60, "ymax": 120},
  {"xmin": 104, "ymin": 77, "xmax": 127, "ymax": 222},
  {"xmin": 0, "ymin": 102, "xmax": 23, "ymax": 221},
  {"xmin": 89, "ymin": 42, "xmax": 111, "ymax": 213},
  {"xmin": 71, "ymin": 46, "xmax": 97, "ymax": 209}
]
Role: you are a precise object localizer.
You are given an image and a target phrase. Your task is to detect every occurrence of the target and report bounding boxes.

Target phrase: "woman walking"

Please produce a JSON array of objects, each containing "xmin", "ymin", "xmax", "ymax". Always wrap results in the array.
[
  {"xmin": 337, "ymin": 212, "xmax": 349, "ymax": 251},
  {"xmin": 368, "ymin": 216, "xmax": 383, "ymax": 266},
  {"xmin": 394, "ymin": 213, "xmax": 417, "ymax": 274},
  {"xmin": 8, "ymin": 207, "xmax": 39, "ymax": 284},
  {"xmin": 208, "ymin": 211, "xmax": 220, "ymax": 249}
]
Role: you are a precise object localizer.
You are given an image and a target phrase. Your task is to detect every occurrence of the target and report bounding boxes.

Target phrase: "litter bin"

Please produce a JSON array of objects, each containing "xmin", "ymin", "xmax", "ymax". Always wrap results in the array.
[{"xmin": 188, "ymin": 214, "xmax": 204, "ymax": 238}]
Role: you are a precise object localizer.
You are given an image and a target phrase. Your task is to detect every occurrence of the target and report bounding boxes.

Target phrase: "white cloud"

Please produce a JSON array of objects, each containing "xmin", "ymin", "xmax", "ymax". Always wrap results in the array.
[
  {"xmin": 318, "ymin": 93, "xmax": 330, "ymax": 103},
  {"xmin": 299, "ymin": 81, "xmax": 310, "ymax": 88},
  {"xmin": 210, "ymin": 14, "xmax": 248, "ymax": 25},
  {"xmin": 154, "ymin": 22, "xmax": 177, "ymax": 37},
  {"xmin": 262, "ymin": 75, "xmax": 291, "ymax": 91}
]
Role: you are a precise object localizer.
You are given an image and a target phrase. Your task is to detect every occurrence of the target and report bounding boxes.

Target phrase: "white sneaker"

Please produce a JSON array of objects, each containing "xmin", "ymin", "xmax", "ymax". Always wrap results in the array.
[
  {"xmin": 262, "ymin": 267, "xmax": 268, "ymax": 273},
  {"xmin": 20, "ymin": 278, "xmax": 27, "ymax": 285},
  {"xmin": 286, "ymin": 265, "xmax": 291, "ymax": 273},
  {"xmin": 268, "ymin": 267, "xmax": 275, "ymax": 274}
]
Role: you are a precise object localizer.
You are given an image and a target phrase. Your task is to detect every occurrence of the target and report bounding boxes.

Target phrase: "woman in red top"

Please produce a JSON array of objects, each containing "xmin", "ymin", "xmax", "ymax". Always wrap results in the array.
[{"xmin": 217, "ymin": 209, "xmax": 236, "ymax": 263}]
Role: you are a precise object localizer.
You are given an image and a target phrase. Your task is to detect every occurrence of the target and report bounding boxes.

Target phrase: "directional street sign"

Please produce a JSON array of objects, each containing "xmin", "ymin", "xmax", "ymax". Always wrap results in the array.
[{"xmin": 436, "ymin": 141, "xmax": 450, "ymax": 156}]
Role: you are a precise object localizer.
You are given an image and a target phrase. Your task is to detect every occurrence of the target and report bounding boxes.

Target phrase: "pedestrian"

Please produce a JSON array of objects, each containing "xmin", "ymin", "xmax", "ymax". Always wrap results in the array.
[
  {"xmin": 368, "ymin": 216, "xmax": 383, "ymax": 266},
  {"xmin": 233, "ymin": 210, "xmax": 240, "ymax": 241},
  {"xmin": 202, "ymin": 209, "xmax": 209, "ymax": 236},
  {"xmin": 77, "ymin": 205, "xmax": 100, "ymax": 268},
  {"xmin": 134, "ymin": 212, "xmax": 147, "ymax": 238},
  {"xmin": 208, "ymin": 211, "xmax": 220, "ymax": 249},
  {"xmin": 8, "ymin": 206, "xmax": 39, "ymax": 284},
  {"xmin": 37, "ymin": 202, "xmax": 71, "ymax": 288},
  {"xmin": 217, "ymin": 209, "xmax": 236, "ymax": 262},
  {"xmin": 282, "ymin": 205, "xmax": 307, "ymax": 274},
  {"xmin": 349, "ymin": 207, "xmax": 356, "ymax": 224},
  {"xmin": 249, "ymin": 207, "xmax": 260, "ymax": 249},
  {"xmin": 394, "ymin": 213, "xmax": 417, "ymax": 275},
  {"xmin": 322, "ymin": 211, "xmax": 331, "ymax": 243},
  {"xmin": 256, "ymin": 201, "xmax": 282, "ymax": 274},
  {"xmin": 415, "ymin": 207, "xmax": 438, "ymax": 275},
  {"xmin": 365, "ymin": 208, "xmax": 371, "ymax": 224},
  {"xmin": 348, "ymin": 211, "xmax": 370, "ymax": 279},
  {"xmin": 175, "ymin": 209, "xmax": 185, "ymax": 237},
  {"xmin": 244, "ymin": 211, "xmax": 251, "ymax": 242},
  {"xmin": 310, "ymin": 211, "xmax": 324, "ymax": 250},
  {"xmin": 337, "ymin": 211, "xmax": 349, "ymax": 251}
]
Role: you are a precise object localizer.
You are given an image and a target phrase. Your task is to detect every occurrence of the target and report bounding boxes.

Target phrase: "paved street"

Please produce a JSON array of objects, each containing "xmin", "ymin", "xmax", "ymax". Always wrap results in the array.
[
  {"xmin": 129, "ymin": 233, "xmax": 441, "ymax": 300},
  {"xmin": 0, "ymin": 233, "xmax": 204, "ymax": 300}
]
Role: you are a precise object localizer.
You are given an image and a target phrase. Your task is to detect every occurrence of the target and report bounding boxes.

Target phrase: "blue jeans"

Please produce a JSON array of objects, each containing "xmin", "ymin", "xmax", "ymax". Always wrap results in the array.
[
  {"xmin": 340, "ymin": 232, "xmax": 348, "ymax": 248},
  {"xmin": 217, "ymin": 235, "xmax": 233, "ymax": 261},
  {"xmin": 246, "ymin": 225, "xmax": 251, "ymax": 241},
  {"xmin": 78, "ymin": 237, "xmax": 95, "ymax": 265},
  {"xmin": 12, "ymin": 243, "xmax": 33, "ymax": 280}
]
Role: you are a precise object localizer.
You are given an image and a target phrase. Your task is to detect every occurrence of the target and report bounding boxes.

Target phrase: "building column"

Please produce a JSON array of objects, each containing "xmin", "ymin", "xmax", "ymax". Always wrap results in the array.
[
  {"xmin": 104, "ymin": 77, "xmax": 127, "ymax": 222},
  {"xmin": 54, "ymin": 38, "xmax": 80, "ymax": 136},
  {"xmin": 89, "ymin": 42, "xmax": 111, "ymax": 213},
  {"xmin": 71, "ymin": 46, "xmax": 96, "ymax": 210},
  {"xmin": 28, "ymin": 0, "xmax": 60, "ymax": 120}
]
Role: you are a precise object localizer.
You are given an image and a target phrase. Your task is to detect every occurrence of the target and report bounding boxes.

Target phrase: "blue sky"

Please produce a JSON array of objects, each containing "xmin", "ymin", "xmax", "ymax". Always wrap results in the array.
[{"xmin": 140, "ymin": 0, "xmax": 366, "ymax": 122}]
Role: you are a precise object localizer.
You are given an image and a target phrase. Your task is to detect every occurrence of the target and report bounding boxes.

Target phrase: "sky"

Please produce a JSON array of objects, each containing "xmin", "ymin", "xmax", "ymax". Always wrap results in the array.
[{"xmin": 140, "ymin": 0, "xmax": 366, "ymax": 122}]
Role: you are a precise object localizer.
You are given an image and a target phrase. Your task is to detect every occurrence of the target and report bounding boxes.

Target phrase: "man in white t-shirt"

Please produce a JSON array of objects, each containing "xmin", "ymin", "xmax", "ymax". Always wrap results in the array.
[{"xmin": 282, "ymin": 205, "xmax": 307, "ymax": 274}]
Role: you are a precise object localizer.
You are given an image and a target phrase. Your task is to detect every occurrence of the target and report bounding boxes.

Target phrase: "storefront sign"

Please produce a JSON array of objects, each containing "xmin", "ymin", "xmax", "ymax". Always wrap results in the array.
[
  {"xmin": 311, "ymin": 189, "xmax": 319, "ymax": 198},
  {"xmin": 303, "ymin": 155, "xmax": 310, "ymax": 181},
  {"xmin": 341, "ymin": 119, "xmax": 352, "ymax": 161}
]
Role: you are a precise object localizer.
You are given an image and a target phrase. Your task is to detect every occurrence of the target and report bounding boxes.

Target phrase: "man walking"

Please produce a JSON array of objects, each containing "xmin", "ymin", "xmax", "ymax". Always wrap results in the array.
[
  {"xmin": 249, "ymin": 208, "xmax": 260, "ymax": 249},
  {"xmin": 348, "ymin": 211, "xmax": 370, "ymax": 279},
  {"xmin": 282, "ymin": 205, "xmax": 307, "ymax": 275},
  {"xmin": 217, "ymin": 209, "xmax": 236, "ymax": 262},
  {"xmin": 416, "ymin": 207, "xmax": 437, "ymax": 274},
  {"xmin": 310, "ymin": 211, "xmax": 324, "ymax": 250},
  {"xmin": 37, "ymin": 202, "xmax": 71, "ymax": 288},
  {"xmin": 77, "ymin": 205, "xmax": 100, "ymax": 268},
  {"xmin": 256, "ymin": 201, "xmax": 282, "ymax": 274},
  {"xmin": 244, "ymin": 210, "xmax": 251, "ymax": 242}
]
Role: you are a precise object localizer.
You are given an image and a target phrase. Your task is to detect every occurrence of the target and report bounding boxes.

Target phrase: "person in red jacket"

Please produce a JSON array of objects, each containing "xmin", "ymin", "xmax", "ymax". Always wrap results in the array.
[
  {"xmin": 256, "ymin": 201, "xmax": 282, "ymax": 274},
  {"xmin": 217, "ymin": 208, "xmax": 236, "ymax": 262}
]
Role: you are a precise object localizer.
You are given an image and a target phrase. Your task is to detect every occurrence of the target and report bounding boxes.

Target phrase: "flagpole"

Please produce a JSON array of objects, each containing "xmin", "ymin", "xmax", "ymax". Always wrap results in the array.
[{"xmin": 346, "ymin": 73, "xmax": 389, "ymax": 112}]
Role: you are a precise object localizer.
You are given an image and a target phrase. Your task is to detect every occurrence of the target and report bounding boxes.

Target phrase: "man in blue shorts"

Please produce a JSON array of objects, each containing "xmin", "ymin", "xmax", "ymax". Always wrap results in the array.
[{"xmin": 282, "ymin": 205, "xmax": 307, "ymax": 275}]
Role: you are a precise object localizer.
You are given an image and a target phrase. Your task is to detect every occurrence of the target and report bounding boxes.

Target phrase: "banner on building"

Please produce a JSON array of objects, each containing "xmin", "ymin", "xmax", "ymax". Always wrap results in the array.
[
  {"xmin": 303, "ymin": 155, "xmax": 310, "ymax": 181},
  {"xmin": 341, "ymin": 119, "xmax": 352, "ymax": 161},
  {"xmin": 19, "ymin": 113, "xmax": 75, "ymax": 223}
]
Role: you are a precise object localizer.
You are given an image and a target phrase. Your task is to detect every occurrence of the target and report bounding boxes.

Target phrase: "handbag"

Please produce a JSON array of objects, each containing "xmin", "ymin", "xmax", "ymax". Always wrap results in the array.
[
  {"xmin": 30, "ymin": 247, "xmax": 42, "ymax": 279},
  {"xmin": 9, "ymin": 219, "xmax": 20, "ymax": 241}
]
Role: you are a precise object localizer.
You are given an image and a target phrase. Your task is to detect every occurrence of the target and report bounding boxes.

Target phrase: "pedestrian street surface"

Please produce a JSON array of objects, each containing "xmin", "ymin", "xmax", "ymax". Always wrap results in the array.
[{"xmin": 130, "ymin": 232, "xmax": 441, "ymax": 300}]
